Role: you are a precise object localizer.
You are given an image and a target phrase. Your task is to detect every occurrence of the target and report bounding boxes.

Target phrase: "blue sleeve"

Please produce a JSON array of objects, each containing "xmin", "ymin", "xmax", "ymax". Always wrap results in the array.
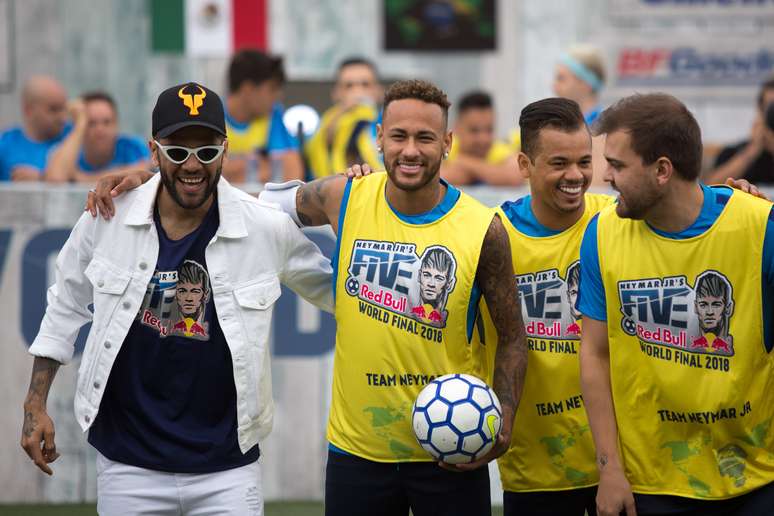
[
  {"xmin": 130, "ymin": 136, "xmax": 151, "ymax": 161},
  {"xmin": 266, "ymin": 104, "xmax": 299, "ymax": 153},
  {"xmin": 0, "ymin": 133, "xmax": 10, "ymax": 181},
  {"xmin": 578, "ymin": 213, "xmax": 607, "ymax": 321},
  {"xmin": 763, "ymin": 209, "xmax": 774, "ymax": 351},
  {"xmin": 764, "ymin": 208, "xmax": 774, "ymax": 288}
]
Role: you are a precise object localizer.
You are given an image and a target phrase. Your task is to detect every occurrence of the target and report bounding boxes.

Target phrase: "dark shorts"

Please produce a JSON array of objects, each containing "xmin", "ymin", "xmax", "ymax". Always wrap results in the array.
[
  {"xmin": 503, "ymin": 486, "xmax": 596, "ymax": 516},
  {"xmin": 325, "ymin": 449, "xmax": 491, "ymax": 516},
  {"xmin": 634, "ymin": 481, "xmax": 774, "ymax": 515}
]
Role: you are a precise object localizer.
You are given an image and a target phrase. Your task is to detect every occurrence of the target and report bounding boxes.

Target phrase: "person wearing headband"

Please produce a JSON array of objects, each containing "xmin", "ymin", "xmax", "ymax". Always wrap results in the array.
[
  {"xmin": 553, "ymin": 44, "xmax": 608, "ymax": 186},
  {"xmin": 552, "ymin": 44, "xmax": 606, "ymax": 126}
]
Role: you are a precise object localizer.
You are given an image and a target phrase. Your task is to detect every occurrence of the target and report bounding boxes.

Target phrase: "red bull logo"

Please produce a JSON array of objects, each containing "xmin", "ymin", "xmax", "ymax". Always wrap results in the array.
[
  {"xmin": 526, "ymin": 321, "xmax": 562, "ymax": 338},
  {"xmin": 637, "ymin": 324, "xmax": 687, "ymax": 348},
  {"xmin": 360, "ymin": 283, "xmax": 407, "ymax": 312}
]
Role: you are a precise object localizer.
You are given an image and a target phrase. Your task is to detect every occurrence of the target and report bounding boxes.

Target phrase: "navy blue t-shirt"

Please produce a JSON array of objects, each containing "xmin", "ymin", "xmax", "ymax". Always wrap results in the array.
[{"xmin": 89, "ymin": 199, "xmax": 260, "ymax": 473}]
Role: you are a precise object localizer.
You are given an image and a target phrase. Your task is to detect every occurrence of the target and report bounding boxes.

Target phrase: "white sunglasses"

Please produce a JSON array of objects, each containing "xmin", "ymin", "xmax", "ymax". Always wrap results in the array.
[{"xmin": 154, "ymin": 140, "xmax": 225, "ymax": 165}]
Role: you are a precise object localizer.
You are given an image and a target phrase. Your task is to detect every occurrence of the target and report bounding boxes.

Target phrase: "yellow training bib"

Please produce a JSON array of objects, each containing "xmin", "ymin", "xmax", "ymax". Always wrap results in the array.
[
  {"xmin": 305, "ymin": 104, "xmax": 381, "ymax": 178},
  {"xmin": 597, "ymin": 188, "xmax": 774, "ymax": 499},
  {"xmin": 328, "ymin": 172, "xmax": 494, "ymax": 462},
  {"xmin": 479, "ymin": 193, "xmax": 613, "ymax": 492},
  {"xmin": 225, "ymin": 115, "xmax": 269, "ymax": 155}
]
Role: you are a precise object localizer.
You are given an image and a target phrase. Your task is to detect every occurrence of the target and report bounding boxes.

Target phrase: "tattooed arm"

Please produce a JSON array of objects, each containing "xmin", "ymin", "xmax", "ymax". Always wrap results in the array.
[
  {"xmin": 22, "ymin": 210, "xmax": 96, "ymax": 476},
  {"xmin": 294, "ymin": 175, "xmax": 349, "ymax": 233},
  {"xmin": 453, "ymin": 214, "xmax": 527, "ymax": 471},
  {"xmin": 21, "ymin": 357, "xmax": 61, "ymax": 475}
]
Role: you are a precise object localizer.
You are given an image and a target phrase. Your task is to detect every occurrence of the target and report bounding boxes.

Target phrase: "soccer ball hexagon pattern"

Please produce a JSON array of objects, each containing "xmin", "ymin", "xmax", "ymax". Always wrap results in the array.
[{"xmin": 411, "ymin": 374, "xmax": 502, "ymax": 464}]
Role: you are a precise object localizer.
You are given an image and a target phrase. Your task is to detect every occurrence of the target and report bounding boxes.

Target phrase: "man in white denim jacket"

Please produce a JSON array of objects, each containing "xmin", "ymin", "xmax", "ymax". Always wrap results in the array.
[{"xmin": 20, "ymin": 82, "xmax": 332, "ymax": 516}]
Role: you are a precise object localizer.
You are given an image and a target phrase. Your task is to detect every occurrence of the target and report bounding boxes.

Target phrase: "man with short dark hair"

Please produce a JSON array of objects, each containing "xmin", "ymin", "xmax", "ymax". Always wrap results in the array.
[
  {"xmin": 708, "ymin": 77, "xmax": 774, "ymax": 184},
  {"xmin": 20, "ymin": 81, "xmax": 333, "ymax": 515},
  {"xmin": 441, "ymin": 90, "xmax": 521, "ymax": 186},
  {"xmin": 223, "ymin": 49, "xmax": 303, "ymax": 183},
  {"xmin": 305, "ymin": 57, "xmax": 383, "ymax": 178},
  {"xmin": 475, "ymin": 97, "xmax": 611, "ymax": 516},
  {"xmin": 273, "ymin": 78, "xmax": 527, "ymax": 515},
  {"xmin": 0, "ymin": 75, "xmax": 71, "ymax": 181},
  {"xmin": 579, "ymin": 93, "xmax": 774, "ymax": 516},
  {"xmin": 45, "ymin": 91, "xmax": 150, "ymax": 183}
]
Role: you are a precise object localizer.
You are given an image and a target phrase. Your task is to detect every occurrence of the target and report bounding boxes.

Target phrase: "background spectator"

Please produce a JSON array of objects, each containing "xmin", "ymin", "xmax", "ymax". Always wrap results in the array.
[
  {"xmin": 223, "ymin": 49, "xmax": 303, "ymax": 183},
  {"xmin": 45, "ymin": 91, "xmax": 149, "ymax": 183},
  {"xmin": 0, "ymin": 76, "xmax": 70, "ymax": 181},
  {"xmin": 442, "ymin": 91, "xmax": 521, "ymax": 186},
  {"xmin": 551, "ymin": 44, "xmax": 608, "ymax": 187},
  {"xmin": 552, "ymin": 44, "xmax": 606, "ymax": 126},
  {"xmin": 707, "ymin": 77, "xmax": 774, "ymax": 184},
  {"xmin": 305, "ymin": 57, "xmax": 382, "ymax": 179}
]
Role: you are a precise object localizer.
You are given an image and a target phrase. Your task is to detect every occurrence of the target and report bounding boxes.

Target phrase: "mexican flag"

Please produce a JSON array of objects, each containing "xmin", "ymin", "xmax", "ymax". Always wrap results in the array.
[{"xmin": 150, "ymin": 0, "xmax": 268, "ymax": 56}]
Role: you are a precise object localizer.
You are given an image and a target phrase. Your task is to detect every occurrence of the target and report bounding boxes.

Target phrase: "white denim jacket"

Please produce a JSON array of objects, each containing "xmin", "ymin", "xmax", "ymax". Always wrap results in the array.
[{"xmin": 29, "ymin": 175, "xmax": 333, "ymax": 453}]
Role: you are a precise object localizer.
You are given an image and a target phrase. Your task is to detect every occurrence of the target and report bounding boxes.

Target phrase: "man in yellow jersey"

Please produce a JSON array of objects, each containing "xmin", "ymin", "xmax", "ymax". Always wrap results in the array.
[
  {"xmin": 578, "ymin": 93, "xmax": 774, "ymax": 516},
  {"xmin": 475, "ymin": 97, "xmax": 613, "ymax": 516},
  {"xmin": 85, "ymin": 79, "xmax": 529, "ymax": 516},
  {"xmin": 222, "ymin": 49, "xmax": 304, "ymax": 183},
  {"xmin": 305, "ymin": 57, "xmax": 382, "ymax": 179},
  {"xmin": 269, "ymin": 79, "xmax": 527, "ymax": 515},
  {"xmin": 441, "ymin": 91, "xmax": 522, "ymax": 186}
]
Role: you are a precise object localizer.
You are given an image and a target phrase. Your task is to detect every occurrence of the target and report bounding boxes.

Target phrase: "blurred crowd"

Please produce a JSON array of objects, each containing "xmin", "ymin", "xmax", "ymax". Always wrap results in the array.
[{"xmin": 1, "ymin": 46, "xmax": 773, "ymax": 185}]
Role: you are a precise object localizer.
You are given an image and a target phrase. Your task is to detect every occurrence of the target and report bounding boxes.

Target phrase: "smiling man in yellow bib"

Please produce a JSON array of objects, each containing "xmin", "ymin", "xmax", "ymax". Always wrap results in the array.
[{"xmin": 579, "ymin": 93, "xmax": 774, "ymax": 516}]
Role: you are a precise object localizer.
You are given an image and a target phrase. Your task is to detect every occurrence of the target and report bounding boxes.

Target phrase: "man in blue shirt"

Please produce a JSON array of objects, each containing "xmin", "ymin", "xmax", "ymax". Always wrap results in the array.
[
  {"xmin": 0, "ymin": 75, "xmax": 70, "ymax": 181},
  {"xmin": 45, "ymin": 91, "xmax": 149, "ymax": 183}
]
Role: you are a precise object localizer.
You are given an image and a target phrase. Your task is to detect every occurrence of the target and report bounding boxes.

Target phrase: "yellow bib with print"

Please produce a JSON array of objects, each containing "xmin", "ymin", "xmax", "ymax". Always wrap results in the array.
[
  {"xmin": 328, "ymin": 172, "xmax": 494, "ymax": 462},
  {"xmin": 225, "ymin": 116, "xmax": 269, "ymax": 155},
  {"xmin": 597, "ymin": 189, "xmax": 774, "ymax": 499},
  {"xmin": 479, "ymin": 193, "xmax": 613, "ymax": 492},
  {"xmin": 305, "ymin": 104, "xmax": 381, "ymax": 178}
]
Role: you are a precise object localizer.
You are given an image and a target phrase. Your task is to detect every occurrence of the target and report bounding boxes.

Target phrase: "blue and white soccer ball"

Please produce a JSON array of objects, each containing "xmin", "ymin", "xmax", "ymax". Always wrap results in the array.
[{"xmin": 412, "ymin": 373, "xmax": 502, "ymax": 464}]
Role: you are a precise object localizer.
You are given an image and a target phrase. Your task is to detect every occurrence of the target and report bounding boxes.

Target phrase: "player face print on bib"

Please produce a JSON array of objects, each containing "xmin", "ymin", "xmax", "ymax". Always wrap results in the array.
[
  {"xmin": 618, "ymin": 270, "xmax": 735, "ymax": 356},
  {"xmin": 345, "ymin": 240, "xmax": 457, "ymax": 328},
  {"xmin": 517, "ymin": 260, "xmax": 583, "ymax": 340}
]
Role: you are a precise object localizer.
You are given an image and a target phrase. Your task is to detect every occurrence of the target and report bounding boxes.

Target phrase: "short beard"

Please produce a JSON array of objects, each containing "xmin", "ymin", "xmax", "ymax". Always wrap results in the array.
[
  {"xmin": 615, "ymin": 186, "xmax": 660, "ymax": 220},
  {"xmin": 385, "ymin": 156, "xmax": 442, "ymax": 192},
  {"xmin": 159, "ymin": 164, "xmax": 221, "ymax": 210}
]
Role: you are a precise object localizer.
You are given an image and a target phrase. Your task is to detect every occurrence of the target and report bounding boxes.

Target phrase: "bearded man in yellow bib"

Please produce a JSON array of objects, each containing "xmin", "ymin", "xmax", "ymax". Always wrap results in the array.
[
  {"xmin": 578, "ymin": 93, "xmax": 774, "ymax": 516},
  {"xmin": 267, "ymin": 79, "xmax": 528, "ymax": 516}
]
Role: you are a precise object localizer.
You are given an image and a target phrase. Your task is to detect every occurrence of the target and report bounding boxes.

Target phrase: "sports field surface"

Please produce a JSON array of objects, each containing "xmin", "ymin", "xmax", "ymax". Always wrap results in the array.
[{"xmin": 0, "ymin": 504, "xmax": 506, "ymax": 515}]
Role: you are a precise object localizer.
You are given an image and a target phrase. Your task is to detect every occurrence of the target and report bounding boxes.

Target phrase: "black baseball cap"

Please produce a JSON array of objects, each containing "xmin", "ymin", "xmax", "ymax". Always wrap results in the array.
[{"xmin": 152, "ymin": 82, "xmax": 227, "ymax": 139}]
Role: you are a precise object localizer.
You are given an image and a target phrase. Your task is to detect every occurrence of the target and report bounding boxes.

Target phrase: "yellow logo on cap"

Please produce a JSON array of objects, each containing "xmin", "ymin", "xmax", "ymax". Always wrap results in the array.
[{"xmin": 178, "ymin": 85, "xmax": 206, "ymax": 115}]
